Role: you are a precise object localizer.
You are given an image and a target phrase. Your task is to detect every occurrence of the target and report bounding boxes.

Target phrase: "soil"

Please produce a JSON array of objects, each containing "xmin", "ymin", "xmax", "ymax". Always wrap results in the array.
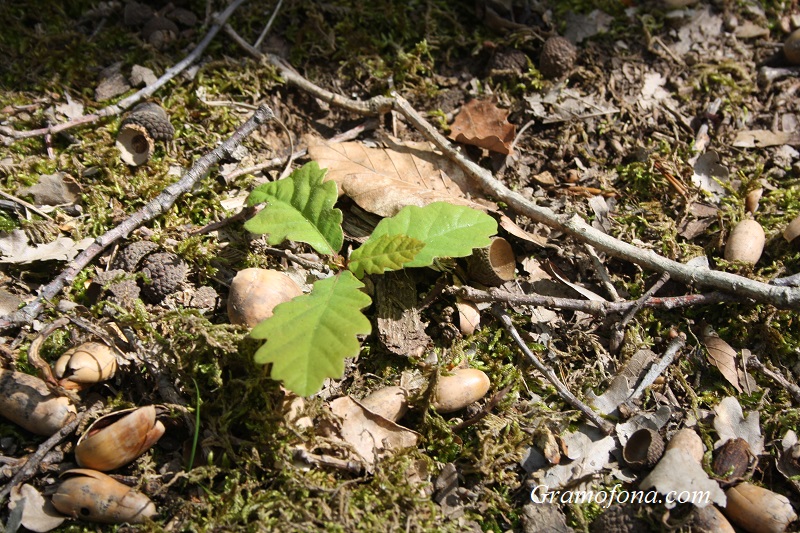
[{"xmin": 1, "ymin": 0, "xmax": 800, "ymax": 531}]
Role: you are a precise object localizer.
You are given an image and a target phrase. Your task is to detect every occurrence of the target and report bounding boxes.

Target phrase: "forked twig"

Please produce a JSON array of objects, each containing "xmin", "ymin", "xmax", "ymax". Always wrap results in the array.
[
  {"xmin": 492, "ymin": 306, "xmax": 615, "ymax": 435},
  {"xmin": 0, "ymin": 105, "xmax": 275, "ymax": 331}
]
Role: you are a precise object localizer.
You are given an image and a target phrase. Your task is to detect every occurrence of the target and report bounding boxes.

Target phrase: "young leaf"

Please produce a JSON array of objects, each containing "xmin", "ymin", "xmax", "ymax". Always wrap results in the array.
[
  {"xmin": 244, "ymin": 162, "xmax": 343, "ymax": 255},
  {"xmin": 251, "ymin": 270, "xmax": 371, "ymax": 397},
  {"xmin": 368, "ymin": 202, "xmax": 497, "ymax": 267},
  {"xmin": 348, "ymin": 234, "xmax": 425, "ymax": 278}
]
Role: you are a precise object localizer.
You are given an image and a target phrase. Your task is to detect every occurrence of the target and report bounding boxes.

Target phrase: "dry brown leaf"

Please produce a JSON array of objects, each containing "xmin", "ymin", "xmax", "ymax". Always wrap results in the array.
[
  {"xmin": 329, "ymin": 395, "xmax": 420, "ymax": 471},
  {"xmin": 308, "ymin": 138, "xmax": 489, "ymax": 217},
  {"xmin": 702, "ymin": 327, "xmax": 742, "ymax": 393},
  {"xmin": 733, "ymin": 130, "xmax": 800, "ymax": 148},
  {"xmin": 449, "ymin": 99, "xmax": 516, "ymax": 154}
]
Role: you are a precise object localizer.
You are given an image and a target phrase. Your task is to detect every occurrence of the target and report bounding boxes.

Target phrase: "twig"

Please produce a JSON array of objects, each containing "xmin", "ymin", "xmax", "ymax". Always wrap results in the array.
[
  {"xmin": 610, "ymin": 272, "xmax": 670, "ymax": 353},
  {"xmin": 626, "ymin": 334, "xmax": 686, "ymax": 404},
  {"xmin": 253, "ymin": 0, "xmax": 283, "ymax": 50},
  {"xmin": 772, "ymin": 272, "xmax": 800, "ymax": 287},
  {"xmin": 448, "ymin": 286, "xmax": 733, "ymax": 314},
  {"xmin": 0, "ymin": 190, "xmax": 54, "ymax": 220},
  {"xmin": 584, "ymin": 244, "xmax": 622, "ymax": 302},
  {"xmin": 0, "ymin": 0, "xmax": 247, "ymax": 144},
  {"xmin": 223, "ymin": 25, "xmax": 394, "ymax": 116},
  {"xmin": 262, "ymin": 246, "xmax": 328, "ymax": 271},
  {"xmin": 390, "ymin": 94, "xmax": 800, "ymax": 310},
  {"xmin": 748, "ymin": 355, "xmax": 800, "ymax": 404},
  {"xmin": 0, "ymin": 105, "xmax": 275, "ymax": 332},
  {"xmin": 0, "ymin": 402, "xmax": 101, "ymax": 504},
  {"xmin": 492, "ymin": 306, "xmax": 615, "ymax": 435}
]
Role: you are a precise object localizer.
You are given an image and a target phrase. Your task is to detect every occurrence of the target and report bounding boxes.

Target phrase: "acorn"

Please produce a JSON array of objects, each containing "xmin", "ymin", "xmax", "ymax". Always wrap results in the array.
[
  {"xmin": 227, "ymin": 268, "xmax": 303, "ymax": 327},
  {"xmin": 432, "ymin": 368, "xmax": 491, "ymax": 413},
  {"xmin": 54, "ymin": 341, "xmax": 117, "ymax": 390},
  {"xmin": 784, "ymin": 214, "xmax": 800, "ymax": 249},
  {"xmin": 724, "ymin": 482, "xmax": 797, "ymax": 533},
  {"xmin": 359, "ymin": 386, "xmax": 409, "ymax": 422},
  {"xmin": 74, "ymin": 406, "xmax": 165, "ymax": 471},
  {"xmin": 116, "ymin": 102, "xmax": 174, "ymax": 166},
  {"xmin": 52, "ymin": 469, "xmax": 156, "ymax": 524},
  {"xmin": 0, "ymin": 369, "xmax": 76, "ymax": 436},
  {"xmin": 784, "ymin": 29, "xmax": 800, "ymax": 65},
  {"xmin": 724, "ymin": 218, "xmax": 765, "ymax": 264}
]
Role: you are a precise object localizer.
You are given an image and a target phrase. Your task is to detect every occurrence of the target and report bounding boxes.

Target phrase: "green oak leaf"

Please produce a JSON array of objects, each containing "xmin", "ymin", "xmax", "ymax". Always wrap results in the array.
[
  {"xmin": 251, "ymin": 270, "xmax": 371, "ymax": 397},
  {"xmin": 368, "ymin": 202, "xmax": 496, "ymax": 267},
  {"xmin": 348, "ymin": 234, "xmax": 425, "ymax": 278},
  {"xmin": 244, "ymin": 161, "xmax": 343, "ymax": 255}
]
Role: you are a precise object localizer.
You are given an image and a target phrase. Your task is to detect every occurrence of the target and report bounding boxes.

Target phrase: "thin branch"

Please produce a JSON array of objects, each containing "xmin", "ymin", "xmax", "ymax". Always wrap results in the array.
[
  {"xmin": 448, "ymin": 285, "xmax": 733, "ymax": 314},
  {"xmin": 748, "ymin": 355, "xmax": 800, "ymax": 404},
  {"xmin": 626, "ymin": 334, "xmax": 686, "ymax": 404},
  {"xmin": 390, "ymin": 94, "xmax": 800, "ymax": 309},
  {"xmin": 0, "ymin": 0, "xmax": 247, "ymax": 143},
  {"xmin": 253, "ymin": 0, "xmax": 283, "ymax": 50},
  {"xmin": 610, "ymin": 272, "xmax": 670, "ymax": 353},
  {"xmin": 584, "ymin": 244, "xmax": 622, "ymax": 302},
  {"xmin": 0, "ymin": 105, "xmax": 275, "ymax": 332},
  {"xmin": 0, "ymin": 190, "xmax": 53, "ymax": 220},
  {"xmin": 493, "ymin": 306, "xmax": 615, "ymax": 435}
]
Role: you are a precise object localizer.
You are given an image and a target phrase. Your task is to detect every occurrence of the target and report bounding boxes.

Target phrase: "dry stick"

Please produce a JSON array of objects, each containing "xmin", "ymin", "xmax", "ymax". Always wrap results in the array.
[
  {"xmin": 0, "ymin": 105, "xmax": 275, "ymax": 332},
  {"xmin": 493, "ymin": 306, "xmax": 615, "ymax": 435},
  {"xmin": 609, "ymin": 271, "xmax": 670, "ymax": 353},
  {"xmin": 0, "ymin": 0, "xmax": 247, "ymax": 143},
  {"xmin": 625, "ymin": 334, "xmax": 686, "ymax": 405},
  {"xmin": 448, "ymin": 285, "xmax": 733, "ymax": 315},
  {"xmin": 223, "ymin": 25, "xmax": 395, "ymax": 116},
  {"xmin": 584, "ymin": 244, "xmax": 622, "ymax": 302},
  {"xmin": 391, "ymin": 95, "xmax": 800, "ymax": 309},
  {"xmin": 748, "ymin": 355, "xmax": 800, "ymax": 404}
]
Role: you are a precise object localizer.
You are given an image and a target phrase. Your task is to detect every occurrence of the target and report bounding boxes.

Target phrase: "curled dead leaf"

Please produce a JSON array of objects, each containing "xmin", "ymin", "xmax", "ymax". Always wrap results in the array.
[{"xmin": 449, "ymin": 99, "xmax": 516, "ymax": 155}]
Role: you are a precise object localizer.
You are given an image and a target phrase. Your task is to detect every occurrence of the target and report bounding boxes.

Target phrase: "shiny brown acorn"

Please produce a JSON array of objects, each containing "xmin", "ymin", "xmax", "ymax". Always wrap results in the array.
[
  {"xmin": 51, "ymin": 468, "xmax": 156, "ymax": 524},
  {"xmin": 724, "ymin": 218, "xmax": 765, "ymax": 264},
  {"xmin": 359, "ymin": 385, "xmax": 409, "ymax": 422},
  {"xmin": 227, "ymin": 268, "xmax": 303, "ymax": 327},
  {"xmin": 432, "ymin": 368, "xmax": 491, "ymax": 413},
  {"xmin": 74, "ymin": 406, "xmax": 165, "ymax": 471},
  {"xmin": 0, "ymin": 368, "xmax": 76, "ymax": 436},
  {"xmin": 54, "ymin": 341, "xmax": 117, "ymax": 390}
]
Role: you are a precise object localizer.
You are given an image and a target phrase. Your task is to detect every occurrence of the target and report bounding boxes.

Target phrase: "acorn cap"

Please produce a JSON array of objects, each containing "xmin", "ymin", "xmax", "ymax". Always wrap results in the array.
[
  {"xmin": 116, "ymin": 123, "xmax": 154, "ymax": 166},
  {"xmin": 623, "ymin": 428, "xmax": 665, "ymax": 470},
  {"xmin": 466, "ymin": 237, "xmax": 515, "ymax": 286},
  {"xmin": 140, "ymin": 251, "xmax": 188, "ymax": 303},
  {"xmin": 539, "ymin": 36, "xmax": 577, "ymax": 79},
  {"xmin": 121, "ymin": 102, "xmax": 174, "ymax": 141}
]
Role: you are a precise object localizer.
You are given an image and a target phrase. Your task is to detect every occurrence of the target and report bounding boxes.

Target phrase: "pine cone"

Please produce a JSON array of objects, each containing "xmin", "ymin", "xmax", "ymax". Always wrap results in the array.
[{"xmin": 140, "ymin": 252, "xmax": 188, "ymax": 303}]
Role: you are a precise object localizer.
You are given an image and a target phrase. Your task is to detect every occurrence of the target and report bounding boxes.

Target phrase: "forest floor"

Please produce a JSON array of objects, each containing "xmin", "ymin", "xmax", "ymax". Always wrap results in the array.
[{"xmin": 1, "ymin": 0, "xmax": 800, "ymax": 531}]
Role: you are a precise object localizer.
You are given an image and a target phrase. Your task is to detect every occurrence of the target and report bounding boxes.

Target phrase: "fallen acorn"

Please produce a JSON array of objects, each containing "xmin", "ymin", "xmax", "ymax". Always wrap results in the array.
[
  {"xmin": 784, "ymin": 28, "xmax": 800, "ymax": 65},
  {"xmin": 784, "ymin": 214, "xmax": 800, "ymax": 249},
  {"xmin": 51, "ymin": 468, "xmax": 156, "ymax": 524},
  {"xmin": 0, "ymin": 368, "xmax": 76, "ymax": 436},
  {"xmin": 712, "ymin": 438, "xmax": 752, "ymax": 481},
  {"xmin": 432, "ymin": 368, "xmax": 491, "ymax": 413},
  {"xmin": 75, "ymin": 405, "xmax": 165, "ymax": 471},
  {"xmin": 359, "ymin": 385, "xmax": 409, "ymax": 422},
  {"xmin": 688, "ymin": 505, "xmax": 736, "ymax": 533},
  {"xmin": 227, "ymin": 268, "xmax": 303, "ymax": 327},
  {"xmin": 724, "ymin": 218, "xmax": 765, "ymax": 264},
  {"xmin": 54, "ymin": 341, "xmax": 117, "ymax": 390},
  {"xmin": 622, "ymin": 428, "xmax": 665, "ymax": 470},
  {"xmin": 723, "ymin": 482, "xmax": 797, "ymax": 533}
]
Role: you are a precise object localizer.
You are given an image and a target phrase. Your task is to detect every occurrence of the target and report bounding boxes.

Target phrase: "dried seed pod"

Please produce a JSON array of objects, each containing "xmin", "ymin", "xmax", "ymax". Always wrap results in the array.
[
  {"xmin": 539, "ymin": 36, "xmax": 577, "ymax": 79},
  {"xmin": 784, "ymin": 214, "xmax": 800, "ymax": 248},
  {"xmin": 623, "ymin": 428, "xmax": 665, "ymax": 470},
  {"xmin": 116, "ymin": 103, "xmax": 173, "ymax": 166},
  {"xmin": 139, "ymin": 251, "xmax": 188, "ymax": 303},
  {"xmin": 466, "ymin": 237, "xmax": 515, "ymax": 286},
  {"xmin": 54, "ymin": 341, "xmax": 117, "ymax": 390},
  {"xmin": 0, "ymin": 369, "xmax": 76, "ymax": 436},
  {"xmin": 724, "ymin": 482, "xmax": 797, "ymax": 533},
  {"xmin": 75, "ymin": 406, "xmax": 165, "ymax": 471},
  {"xmin": 432, "ymin": 368, "xmax": 491, "ymax": 413},
  {"xmin": 51, "ymin": 469, "xmax": 156, "ymax": 524},
  {"xmin": 712, "ymin": 438, "xmax": 752, "ymax": 481},
  {"xmin": 784, "ymin": 29, "xmax": 800, "ymax": 65},
  {"xmin": 359, "ymin": 386, "xmax": 409, "ymax": 422},
  {"xmin": 724, "ymin": 218, "xmax": 765, "ymax": 264},
  {"xmin": 227, "ymin": 268, "xmax": 303, "ymax": 327}
]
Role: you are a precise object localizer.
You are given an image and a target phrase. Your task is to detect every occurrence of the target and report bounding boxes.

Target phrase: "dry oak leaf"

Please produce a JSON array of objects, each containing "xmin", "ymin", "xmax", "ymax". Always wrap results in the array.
[
  {"xmin": 702, "ymin": 327, "xmax": 742, "ymax": 394},
  {"xmin": 449, "ymin": 99, "xmax": 516, "ymax": 155},
  {"xmin": 307, "ymin": 137, "xmax": 490, "ymax": 217}
]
